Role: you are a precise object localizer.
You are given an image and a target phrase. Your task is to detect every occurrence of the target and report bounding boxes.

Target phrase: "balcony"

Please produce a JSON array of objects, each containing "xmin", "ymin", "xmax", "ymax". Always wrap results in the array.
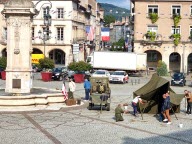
[
  {"xmin": 73, "ymin": 37, "xmax": 86, "ymax": 43},
  {"xmin": 141, "ymin": 33, "xmax": 163, "ymax": 46}
]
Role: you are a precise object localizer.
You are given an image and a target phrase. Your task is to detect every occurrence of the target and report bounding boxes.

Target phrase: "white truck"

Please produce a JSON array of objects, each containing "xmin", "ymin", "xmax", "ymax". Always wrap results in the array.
[{"xmin": 86, "ymin": 51, "xmax": 147, "ymax": 72}]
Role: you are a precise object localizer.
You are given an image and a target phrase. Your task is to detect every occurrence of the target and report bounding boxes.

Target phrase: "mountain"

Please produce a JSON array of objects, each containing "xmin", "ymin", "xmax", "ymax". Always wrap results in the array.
[
  {"xmin": 99, "ymin": 3, "xmax": 130, "ymax": 20},
  {"xmin": 97, "ymin": 0, "xmax": 130, "ymax": 9}
]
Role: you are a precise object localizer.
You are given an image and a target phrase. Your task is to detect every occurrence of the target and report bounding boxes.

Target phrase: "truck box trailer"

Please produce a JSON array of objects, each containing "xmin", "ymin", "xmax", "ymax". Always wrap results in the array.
[{"xmin": 87, "ymin": 52, "xmax": 147, "ymax": 71}]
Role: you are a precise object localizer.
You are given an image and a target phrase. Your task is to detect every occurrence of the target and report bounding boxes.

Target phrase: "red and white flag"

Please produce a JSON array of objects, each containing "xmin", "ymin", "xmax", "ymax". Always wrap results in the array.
[
  {"xmin": 86, "ymin": 26, "xmax": 94, "ymax": 41},
  {"xmin": 62, "ymin": 84, "xmax": 68, "ymax": 101},
  {"xmin": 101, "ymin": 27, "xmax": 110, "ymax": 41}
]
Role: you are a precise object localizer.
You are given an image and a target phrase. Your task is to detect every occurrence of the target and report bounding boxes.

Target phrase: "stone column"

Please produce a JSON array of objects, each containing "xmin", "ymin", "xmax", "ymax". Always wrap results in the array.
[
  {"xmin": 2, "ymin": 0, "xmax": 35, "ymax": 94},
  {"xmin": 162, "ymin": 50, "xmax": 170, "ymax": 72}
]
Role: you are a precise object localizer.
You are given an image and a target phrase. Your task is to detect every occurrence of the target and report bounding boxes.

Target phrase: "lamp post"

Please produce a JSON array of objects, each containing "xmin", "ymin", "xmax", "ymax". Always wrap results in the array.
[{"xmin": 38, "ymin": 6, "xmax": 52, "ymax": 56}]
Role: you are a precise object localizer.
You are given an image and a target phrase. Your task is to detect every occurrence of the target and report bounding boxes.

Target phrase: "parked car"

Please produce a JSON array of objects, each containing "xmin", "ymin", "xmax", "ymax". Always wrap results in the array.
[
  {"xmin": 109, "ymin": 71, "xmax": 129, "ymax": 84},
  {"xmin": 171, "ymin": 72, "xmax": 186, "ymax": 86},
  {"xmin": 52, "ymin": 67, "xmax": 68, "ymax": 81},
  {"xmin": 91, "ymin": 70, "xmax": 110, "ymax": 78},
  {"xmin": 109, "ymin": 71, "xmax": 114, "ymax": 75}
]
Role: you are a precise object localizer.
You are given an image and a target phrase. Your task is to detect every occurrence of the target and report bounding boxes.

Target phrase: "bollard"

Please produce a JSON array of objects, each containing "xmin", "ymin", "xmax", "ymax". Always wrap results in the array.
[
  {"xmin": 131, "ymin": 79, "xmax": 133, "ymax": 85},
  {"xmin": 135, "ymin": 79, "xmax": 137, "ymax": 85},
  {"xmin": 138, "ymin": 79, "xmax": 140, "ymax": 84}
]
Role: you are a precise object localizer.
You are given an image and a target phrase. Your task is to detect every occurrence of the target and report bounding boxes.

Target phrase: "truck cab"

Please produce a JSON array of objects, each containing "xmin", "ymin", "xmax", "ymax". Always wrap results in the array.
[{"xmin": 86, "ymin": 55, "xmax": 93, "ymax": 66}]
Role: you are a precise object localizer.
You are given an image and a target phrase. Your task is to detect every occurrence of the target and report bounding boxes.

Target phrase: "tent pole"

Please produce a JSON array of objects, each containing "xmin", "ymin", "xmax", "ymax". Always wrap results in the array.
[
  {"xmin": 139, "ymin": 102, "xmax": 144, "ymax": 120},
  {"xmin": 185, "ymin": 98, "xmax": 187, "ymax": 115}
]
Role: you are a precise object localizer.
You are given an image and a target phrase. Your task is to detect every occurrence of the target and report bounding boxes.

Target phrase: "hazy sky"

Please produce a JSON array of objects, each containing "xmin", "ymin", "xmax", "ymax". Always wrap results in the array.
[{"xmin": 96, "ymin": 0, "xmax": 130, "ymax": 9}]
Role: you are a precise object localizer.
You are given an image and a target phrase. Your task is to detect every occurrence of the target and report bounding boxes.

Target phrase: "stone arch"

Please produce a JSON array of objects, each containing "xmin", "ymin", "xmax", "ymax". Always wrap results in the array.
[
  {"xmin": 49, "ymin": 49, "xmax": 66, "ymax": 65},
  {"xmin": 144, "ymin": 50, "xmax": 162, "ymax": 69},
  {"xmin": 169, "ymin": 52, "xmax": 181, "ymax": 72},
  {"xmin": 32, "ymin": 48, "xmax": 43, "ymax": 54},
  {"xmin": 188, "ymin": 53, "xmax": 192, "ymax": 72},
  {"xmin": 1, "ymin": 48, "xmax": 7, "ymax": 57}
]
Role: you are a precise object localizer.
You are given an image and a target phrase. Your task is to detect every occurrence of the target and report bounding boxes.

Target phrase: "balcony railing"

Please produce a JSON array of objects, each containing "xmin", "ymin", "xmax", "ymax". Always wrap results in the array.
[
  {"xmin": 141, "ymin": 33, "xmax": 163, "ymax": 46},
  {"xmin": 73, "ymin": 37, "xmax": 86, "ymax": 43}
]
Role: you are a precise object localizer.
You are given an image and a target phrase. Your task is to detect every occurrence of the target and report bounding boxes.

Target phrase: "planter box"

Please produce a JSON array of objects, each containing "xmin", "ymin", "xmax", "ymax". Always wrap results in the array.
[
  {"xmin": 65, "ymin": 99, "xmax": 76, "ymax": 106},
  {"xmin": 74, "ymin": 74, "xmax": 85, "ymax": 83},
  {"xmin": 41, "ymin": 72, "xmax": 52, "ymax": 82},
  {"xmin": 1, "ymin": 71, "xmax": 6, "ymax": 80}
]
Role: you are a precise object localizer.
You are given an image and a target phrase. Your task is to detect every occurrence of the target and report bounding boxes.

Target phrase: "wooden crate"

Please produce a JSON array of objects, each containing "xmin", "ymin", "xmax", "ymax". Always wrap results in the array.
[{"xmin": 66, "ymin": 99, "xmax": 76, "ymax": 106}]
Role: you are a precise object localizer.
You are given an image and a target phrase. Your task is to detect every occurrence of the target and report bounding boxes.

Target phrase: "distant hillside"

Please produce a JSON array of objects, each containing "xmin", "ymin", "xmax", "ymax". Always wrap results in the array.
[{"xmin": 99, "ymin": 3, "xmax": 130, "ymax": 20}]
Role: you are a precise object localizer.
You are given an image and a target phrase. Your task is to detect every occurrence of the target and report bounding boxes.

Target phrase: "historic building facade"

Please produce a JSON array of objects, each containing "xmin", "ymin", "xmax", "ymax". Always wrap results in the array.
[
  {"xmin": 131, "ymin": 0, "xmax": 192, "ymax": 73},
  {"xmin": 0, "ymin": 0, "xmax": 104, "ymax": 66}
]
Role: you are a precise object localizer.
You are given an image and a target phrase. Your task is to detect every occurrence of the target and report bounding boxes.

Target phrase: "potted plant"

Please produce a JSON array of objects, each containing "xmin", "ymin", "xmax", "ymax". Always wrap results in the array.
[
  {"xmin": 170, "ymin": 33, "xmax": 181, "ymax": 46},
  {"xmin": 173, "ymin": 14, "xmax": 181, "ymax": 27},
  {"xmin": 0, "ymin": 57, "xmax": 7, "ymax": 80},
  {"xmin": 149, "ymin": 13, "xmax": 159, "ymax": 24},
  {"xmin": 38, "ymin": 57, "xmax": 55, "ymax": 82},
  {"xmin": 145, "ymin": 31, "xmax": 156, "ymax": 41},
  {"xmin": 68, "ymin": 61, "xmax": 92, "ymax": 83}
]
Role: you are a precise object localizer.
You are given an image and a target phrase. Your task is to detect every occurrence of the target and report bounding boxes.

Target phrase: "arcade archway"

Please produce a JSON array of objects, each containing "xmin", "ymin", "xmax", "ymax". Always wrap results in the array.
[
  {"xmin": 49, "ymin": 49, "xmax": 65, "ymax": 65},
  {"xmin": 188, "ymin": 53, "xmax": 192, "ymax": 72},
  {"xmin": 32, "ymin": 48, "xmax": 43, "ymax": 54},
  {"xmin": 145, "ymin": 50, "xmax": 162, "ymax": 70},
  {"xmin": 2, "ymin": 48, "xmax": 7, "ymax": 57},
  {"xmin": 169, "ymin": 52, "xmax": 181, "ymax": 72}
]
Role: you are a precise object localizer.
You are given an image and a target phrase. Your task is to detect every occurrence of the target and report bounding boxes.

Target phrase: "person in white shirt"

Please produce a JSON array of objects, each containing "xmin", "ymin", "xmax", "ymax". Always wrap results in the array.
[
  {"xmin": 68, "ymin": 78, "xmax": 76, "ymax": 98},
  {"xmin": 132, "ymin": 95, "xmax": 144, "ymax": 116}
]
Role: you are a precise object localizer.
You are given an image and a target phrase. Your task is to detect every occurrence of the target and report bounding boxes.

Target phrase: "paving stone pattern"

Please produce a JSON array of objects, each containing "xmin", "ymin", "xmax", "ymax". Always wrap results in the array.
[{"xmin": 0, "ymin": 73, "xmax": 191, "ymax": 144}]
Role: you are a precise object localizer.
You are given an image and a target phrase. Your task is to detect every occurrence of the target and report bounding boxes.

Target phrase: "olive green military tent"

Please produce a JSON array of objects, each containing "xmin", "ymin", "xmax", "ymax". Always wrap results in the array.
[{"xmin": 133, "ymin": 73, "xmax": 184, "ymax": 114}]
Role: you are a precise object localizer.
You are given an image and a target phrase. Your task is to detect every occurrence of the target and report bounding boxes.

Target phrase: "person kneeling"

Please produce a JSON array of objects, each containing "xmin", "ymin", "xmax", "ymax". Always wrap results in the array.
[{"xmin": 115, "ymin": 104, "xmax": 124, "ymax": 122}]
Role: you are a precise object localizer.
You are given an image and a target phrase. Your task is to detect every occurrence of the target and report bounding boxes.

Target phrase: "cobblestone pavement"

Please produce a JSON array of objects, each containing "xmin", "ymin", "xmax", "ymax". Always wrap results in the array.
[{"xmin": 0, "ymin": 73, "xmax": 191, "ymax": 144}]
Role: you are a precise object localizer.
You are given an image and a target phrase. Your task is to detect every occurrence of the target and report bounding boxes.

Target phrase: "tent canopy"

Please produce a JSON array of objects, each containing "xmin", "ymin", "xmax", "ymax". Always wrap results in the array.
[{"xmin": 133, "ymin": 73, "xmax": 184, "ymax": 114}]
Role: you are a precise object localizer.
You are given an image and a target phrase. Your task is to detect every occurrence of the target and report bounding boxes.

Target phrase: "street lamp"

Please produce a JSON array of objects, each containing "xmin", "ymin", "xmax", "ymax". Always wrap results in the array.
[
  {"xmin": 38, "ymin": 6, "xmax": 52, "ymax": 56},
  {"xmin": 44, "ymin": 6, "xmax": 52, "ymax": 26},
  {"xmin": 38, "ymin": 28, "xmax": 52, "ymax": 56}
]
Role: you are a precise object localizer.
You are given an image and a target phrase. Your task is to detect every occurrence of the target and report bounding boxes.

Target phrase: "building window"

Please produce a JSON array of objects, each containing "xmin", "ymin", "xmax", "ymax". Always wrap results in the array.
[
  {"xmin": 171, "ymin": 26, "xmax": 180, "ymax": 34},
  {"xmin": 191, "ymin": 6, "xmax": 192, "ymax": 15},
  {"xmin": 147, "ymin": 51, "xmax": 157, "ymax": 62},
  {"xmin": 172, "ymin": 6, "xmax": 181, "ymax": 15},
  {"xmin": 87, "ymin": 5, "xmax": 91, "ymax": 13},
  {"xmin": 147, "ymin": 26, "xmax": 158, "ymax": 33},
  {"xmin": 43, "ymin": 27, "xmax": 50, "ymax": 38},
  {"xmin": 57, "ymin": 27, "xmax": 64, "ymax": 40},
  {"xmin": 32, "ymin": 27, "xmax": 35, "ymax": 40},
  {"xmin": 190, "ymin": 26, "xmax": 192, "ymax": 34},
  {"xmin": 57, "ymin": 8, "xmax": 64, "ymax": 19},
  {"xmin": 148, "ymin": 5, "xmax": 158, "ymax": 14}
]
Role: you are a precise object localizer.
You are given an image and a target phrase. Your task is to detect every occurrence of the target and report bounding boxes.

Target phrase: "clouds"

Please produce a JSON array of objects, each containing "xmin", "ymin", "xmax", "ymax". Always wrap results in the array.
[{"xmin": 97, "ymin": 0, "xmax": 130, "ymax": 9}]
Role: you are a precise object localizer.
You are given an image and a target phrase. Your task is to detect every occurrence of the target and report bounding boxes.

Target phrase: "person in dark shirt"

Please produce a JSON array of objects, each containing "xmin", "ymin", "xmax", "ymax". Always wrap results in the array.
[{"xmin": 161, "ymin": 91, "xmax": 171, "ymax": 124}]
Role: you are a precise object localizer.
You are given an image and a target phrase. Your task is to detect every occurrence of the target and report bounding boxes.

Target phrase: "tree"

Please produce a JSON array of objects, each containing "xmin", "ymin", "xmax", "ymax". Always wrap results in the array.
[
  {"xmin": 104, "ymin": 15, "xmax": 115, "ymax": 27},
  {"xmin": 38, "ymin": 57, "xmax": 55, "ymax": 71},
  {"xmin": 157, "ymin": 60, "xmax": 168, "ymax": 76},
  {"xmin": 0, "ymin": 57, "xmax": 7, "ymax": 70},
  {"xmin": 110, "ymin": 38, "xmax": 125, "ymax": 51},
  {"xmin": 68, "ymin": 61, "xmax": 92, "ymax": 72}
]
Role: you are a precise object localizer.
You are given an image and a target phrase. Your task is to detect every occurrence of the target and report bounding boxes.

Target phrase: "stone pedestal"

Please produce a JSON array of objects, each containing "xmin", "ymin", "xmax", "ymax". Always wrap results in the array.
[{"xmin": 2, "ymin": 0, "xmax": 35, "ymax": 93}]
